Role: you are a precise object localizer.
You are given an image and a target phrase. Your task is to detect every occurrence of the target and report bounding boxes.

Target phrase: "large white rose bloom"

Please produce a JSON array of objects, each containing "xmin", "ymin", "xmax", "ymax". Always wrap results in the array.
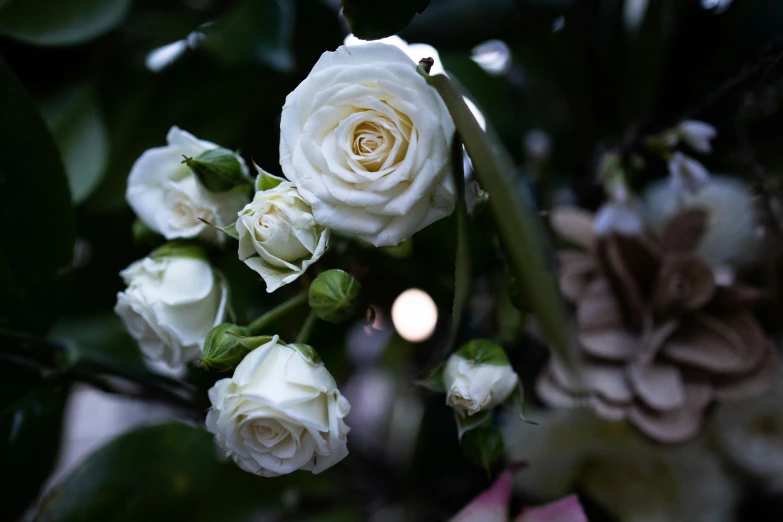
[
  {"xmin": 127, "ymin": 126, "xmax": 249, "ymax": 244},
  {"xmin": 237, "ymin": 182, "xmax": 329, "ymax": 292},
  {"xmin": 207, "ymin": 336, "xmax": 351, "ymax": 477},
  {"xmin": 115, "ymin": 253, "xmax": 228, "ymax": 367},
  {"xmin": 279, "ymin": 43, "xmax": 456, "ymax": 247},
  {"xmin": 444, "ymin": 350, "xmax": 518, "ymax": 416}
]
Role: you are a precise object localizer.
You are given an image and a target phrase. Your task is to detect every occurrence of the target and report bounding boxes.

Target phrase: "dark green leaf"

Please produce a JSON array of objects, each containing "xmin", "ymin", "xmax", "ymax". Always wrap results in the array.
[
  {"xmin": 0, "ymin": 384, "xmax": 68, "ymax": 521},
  {"xmin": 342, "ymin": 0, "xmax": 432, "ymax": 39},
  {"xmin": 41, "ymin": 84, "xmax": 109, "ymax": 205},
  {"xmin": 0, "ymin": 58, "xmax": 75, "ymax": 333},
  {"xmin": 184, "ymin": 148, "xmax": 249, "ymax": 193},
  {"xmin": 49, "ymin": 314, "xmax": 191, "ymax": 402},
  {"xmin": 503, "ymin": 383, "xmax": 537, "ymax": 425},
  {"xmin": 254, "ymin": 162, "xmax": 286, "ymax": 191},
  {"xmin": 0, "ymin": 0, "xmax": 131, "ymax": 46},
  {"xmin": 204, "ymin": 0, "xmax": 296, "ymax": 72},
  {"xmin": 415, "ymin": 363, "xmax": 446, "ymax": 394},
  {"xmin": 455, "ymin": 339, "xmax": 510, "ymax": 366},
  {"xmin": 461, "ymin": 425, "xmax": 504, "ymax": 474},
  {"xmin": 421, "ymin": 67, "xmax": 579, "ymax": 369},
  {"xmin": 35, "ymin": 423, "xmax": 284, "ymax": 522},
  {"xmin": 455, "ymin": 409, "xmax": 491, "ymax": 440}
]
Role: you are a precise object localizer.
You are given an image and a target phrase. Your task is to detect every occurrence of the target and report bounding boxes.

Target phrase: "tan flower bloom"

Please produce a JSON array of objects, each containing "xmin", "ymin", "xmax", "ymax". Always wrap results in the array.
[{"xmin": 538, "ymin": 207, "xmax": 776, "ymax": 443}]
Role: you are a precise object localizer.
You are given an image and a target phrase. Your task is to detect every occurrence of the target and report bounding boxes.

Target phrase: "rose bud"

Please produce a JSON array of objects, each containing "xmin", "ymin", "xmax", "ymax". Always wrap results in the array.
[{"xmin": 308, "ymin": 269, "xmax": 362, "ymax": 324}]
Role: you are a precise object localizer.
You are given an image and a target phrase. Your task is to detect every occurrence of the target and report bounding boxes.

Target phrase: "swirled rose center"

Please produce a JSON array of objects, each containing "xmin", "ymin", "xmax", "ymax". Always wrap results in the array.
[{"xmin": 342, "ymin": 108, "xmax": 412, "ymax": 174}]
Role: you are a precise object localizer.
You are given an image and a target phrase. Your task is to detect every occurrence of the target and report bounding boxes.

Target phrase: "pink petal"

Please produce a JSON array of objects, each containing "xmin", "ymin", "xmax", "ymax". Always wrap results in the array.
[
  {"xmin": 515, "ymin": 495, "xmax": 588, "ymax": 522},
  {"xmin": 449, "ymin": 471, "xmax": 512, "ymax": 522}
]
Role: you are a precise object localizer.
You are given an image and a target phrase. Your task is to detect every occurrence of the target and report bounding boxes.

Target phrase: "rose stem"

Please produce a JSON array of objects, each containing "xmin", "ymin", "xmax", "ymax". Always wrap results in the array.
[
  {"xmin": 247, "ymin": 292, "xmax": 308, "ymax": 334},
  {"xmin": 296, "ymin": 311, "xmax": 318, "ymax": 345}
]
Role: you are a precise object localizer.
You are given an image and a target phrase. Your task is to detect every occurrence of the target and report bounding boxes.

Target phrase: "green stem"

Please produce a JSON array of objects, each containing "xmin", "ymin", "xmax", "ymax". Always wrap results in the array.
[
  {"xmin": 296, "ymin": 311, "xmax": 318, "ymax": 345},
  {"xmin": 247, "ymin": 292, "xmax": 308, "ymax": 334}
]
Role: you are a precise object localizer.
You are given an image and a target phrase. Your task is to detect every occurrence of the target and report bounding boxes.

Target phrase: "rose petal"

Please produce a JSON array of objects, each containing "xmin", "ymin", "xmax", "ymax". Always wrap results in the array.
[{"xmin": 514, "ymin": 495, "xmax": 588, "ymax": 522}]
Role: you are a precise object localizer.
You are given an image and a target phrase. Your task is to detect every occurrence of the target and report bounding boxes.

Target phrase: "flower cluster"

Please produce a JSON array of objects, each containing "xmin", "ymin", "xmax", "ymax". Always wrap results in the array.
[{"xmin": 114, "ymin": 39, "xmax": 460, "ymax": 478}]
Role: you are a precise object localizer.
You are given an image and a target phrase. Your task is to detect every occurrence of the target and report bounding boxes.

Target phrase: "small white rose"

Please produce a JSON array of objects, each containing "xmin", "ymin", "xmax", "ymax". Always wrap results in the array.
[
  {"xmin": 206, "ymin": 336, "xmax": 351, "ymax": 477},
  {"xmin": 114, "ymin": 251, "xmax": 228, "ymax": 367},
  {"xmin": 280, "ymin": 43, "xmax": 456, "ymax": 247},
  {"xmin": 444, "ymin": 343, "xmax": 519, "ymax": 417},
  {"xmin": 668, "ymin": 152, "xmax": 711, "ymax": 198},
  {"xmin": 126, "ymin": 126, "xmax": 249, "ymax": 244},
  {"xmin": 677, "ymin": 120, "xmax": 717, "ymax": 154},
  {"xmin": 237, "ymin": 182, "xmax": 329, "ymax": 292}
]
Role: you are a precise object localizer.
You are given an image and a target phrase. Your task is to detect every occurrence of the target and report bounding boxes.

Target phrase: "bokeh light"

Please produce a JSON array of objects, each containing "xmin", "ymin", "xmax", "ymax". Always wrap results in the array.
[{"xmin": 391, "ymin": 289, "xmax": 438, "ymax": 342}]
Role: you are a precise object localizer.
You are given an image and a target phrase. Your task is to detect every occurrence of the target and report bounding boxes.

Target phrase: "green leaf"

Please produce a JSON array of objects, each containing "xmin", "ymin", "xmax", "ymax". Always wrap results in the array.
[
  {"xmin": 49, "ymin": 314, "xmax": 191, "ymax": 403},
  {"xmin": 455, "ymin": 339, "xmax": 510, "ymax": 366},
  {"xmin": 254, "ymin": 162, "xmax": 286, "ymax": 191},
  {"xmin": 184, "ymin": 148, "xmax": 249, "ymax": 193},
  {"xmin": 150, "ymin": 241, "xmax": 208, "ymax": 261},
  {"xmin": 0, "ymin": 383, "xmax": 68, "ymax": 521},
  {"xmin": 199, "ymin": 218, "xmax": 240, "ymax": 240},
  {"xmin": 414, "ymin": 362, "xmax": 445, "ymax": 394},
  {"xmin": 342, "ymin": 0, "xmax": 432, "ymax": 39},
  {"xmin": 421, "ymin": 67, "xmax": 579, "ymax": 369},
  {"xmin": 0, "ymin": 0, "xmax": 131, "ymax": 46},
  {"xmin": 289, "ymin": 343, "xmax": 323, "ymax": 365},
  {"xmin": 204, "ymin": 0, "xmax": 296, "ymax": 72},
  {"xmin": 41, "ymin": 84, "xmax": 109, "ymax": 204},
  {"xmin": 455, "ymin": 409, "xmax": 491, "ymax": 440},
  {"xmin": 503, "ymin": 383, "xmax": 538, "ymax": 426},
  {"xmin": 0, "ymin": 58, "xmax": 75, "ymax": 333},
  {"xmin": 35, "ymin": 423, "xmax": 286, "ymax": 522},
  {"xmin": 230, "ymin": 333, "xmax": 276, "ymax": 350},
  {"xmin": 460, "ymin": 425, "xmax": 504, "ymax": 474}
]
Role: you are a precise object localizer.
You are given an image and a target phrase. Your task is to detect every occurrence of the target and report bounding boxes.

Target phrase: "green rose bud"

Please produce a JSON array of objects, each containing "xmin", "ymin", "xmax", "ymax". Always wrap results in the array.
[
  {"xmin": 202, "ymin": 323, "xmax": 252, "ymax": 371},
  {"xmin": 308, "ymin": 269, "xmax": 362, "ymax": 324},
  {"xmin": 183, "ymin": 147, "xmax": 249, "ymax": 192}
]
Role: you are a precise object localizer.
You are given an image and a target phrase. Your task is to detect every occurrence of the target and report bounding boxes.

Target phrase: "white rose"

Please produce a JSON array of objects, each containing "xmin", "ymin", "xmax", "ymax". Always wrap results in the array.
[
  {"xmin": 444, "ymin": 344, "xmax": 519, "ymax": 416},
  {"xmin": 206, "ymin": 336, "xmax": 351, "ymax": 477},
  {"xmin": 127, "ymin": 126, "xmax": 249, "ymax": 244},
  {"xmin": 237, "ymin": 182, "xmax": 329, "ymax": 292},
  {"xmin": 344, "ymin": 34, "xmax": 486, "ymax": 129},
  {"xmin": 114, "ymin": 251, "xmax": 228, "ymax": 367},
  {"xmin": 280, "ymin": 43, "xmax": 456, "ymax": 247}
]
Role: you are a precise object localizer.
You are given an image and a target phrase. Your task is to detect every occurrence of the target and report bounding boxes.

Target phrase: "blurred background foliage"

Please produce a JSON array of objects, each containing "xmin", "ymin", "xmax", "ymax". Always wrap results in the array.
[{"xmin": 3, "ymin": 0, "xmax": 783, "ymax": 520}]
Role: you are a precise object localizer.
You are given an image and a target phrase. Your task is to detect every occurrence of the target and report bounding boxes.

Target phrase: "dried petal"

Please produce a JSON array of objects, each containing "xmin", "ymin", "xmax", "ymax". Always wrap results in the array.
[
  {"xmin": 628, "ymin": 362, "xmax": 685, "ymax": 412},
  {"xmin": 713, "ymin": 341, "xmax": 778, "ymax": 401},
  {"xmin": 651, "ymin": 254, "xmax": 715, "ymax": 318},
  {"xmin": 628, "ymin": 378, "xmax": 713, "ymax": 443},
  {"xmin": 577, "ymin": 279, "xmax": 624, "ymax": 331},
  {"xmin": 590, "ymin": 395, "xmax": 628, "ymax": 421},
  {"xmin": 662, "ymin": 312, "xmax": 767, "ymax": 375},
  {"xmin": 660, "ymin": 209, "xmax": 708, "ymax": 253},
  {"xmin": 550, "ymin": 207, "xmax": 596, "ymax": 251},
  {"xmin": 580, "ymin": 329, "xmax": 639, "ymax": 361},
  {"xmin": 536, "ymin": 370, "xmax": 587, "ymax": 408},
  {"xmin": 558, "ymin": 251, "xmax": 596, "ymax": 302}
]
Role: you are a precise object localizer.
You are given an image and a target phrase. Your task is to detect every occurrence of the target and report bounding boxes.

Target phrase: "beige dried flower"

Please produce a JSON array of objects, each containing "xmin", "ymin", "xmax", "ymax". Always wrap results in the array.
[{"xmin": 538, "ymin": 207, "xmax": 776, "ymax": 443}]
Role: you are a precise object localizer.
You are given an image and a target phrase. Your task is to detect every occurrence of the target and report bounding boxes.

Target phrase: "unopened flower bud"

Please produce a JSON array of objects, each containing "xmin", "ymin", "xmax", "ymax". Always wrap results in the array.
[
  {"xmin": 444, "ymin": 340, "xmax": 519, "ymax": 417},
  {"xmin": 183, "ymin": 147, "xmax": 249, "ymax": 192},
  {"xmin": 202, "ymin": 323, "xmax": 252, "ymax": 371},
  {"xmin": 308, "ymin": 269, "xmax": 362, "ymax": 324}
]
